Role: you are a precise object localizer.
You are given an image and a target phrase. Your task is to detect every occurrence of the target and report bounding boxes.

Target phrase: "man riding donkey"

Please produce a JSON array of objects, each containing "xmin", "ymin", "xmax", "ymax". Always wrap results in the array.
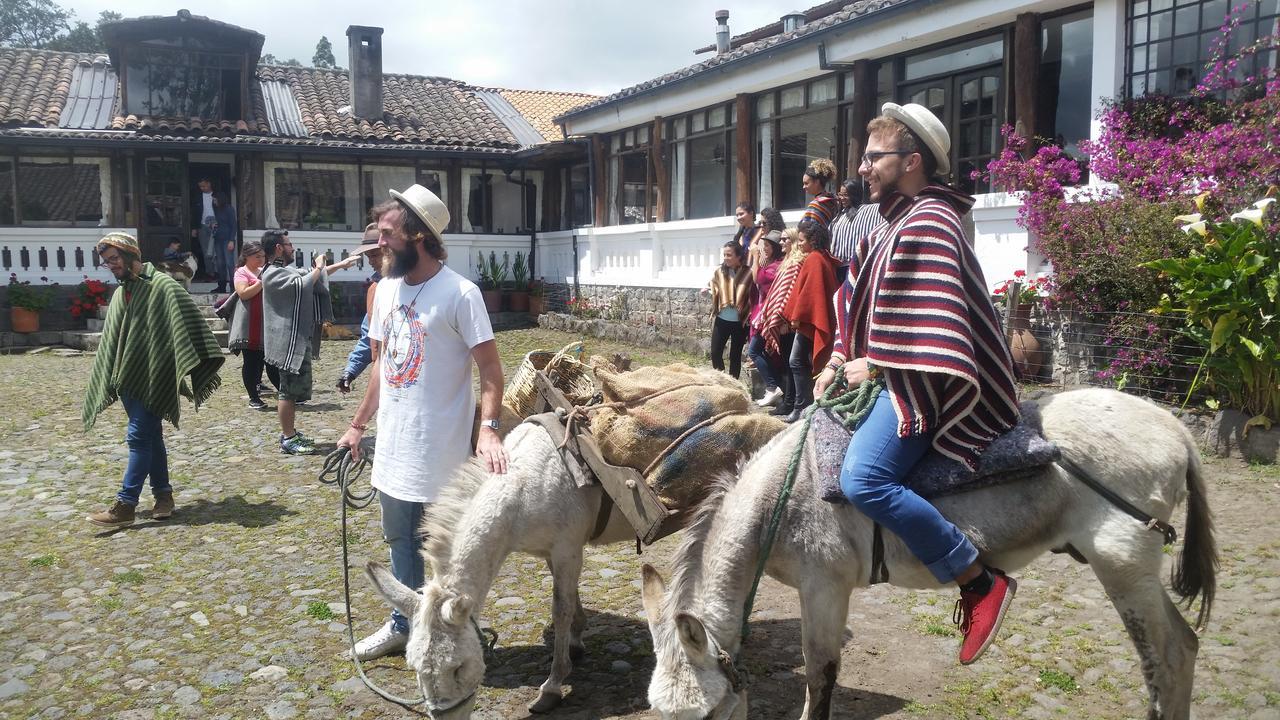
[{"xmin": 814, "ymin": 103, "xmax": 1022, "ymax": 664}]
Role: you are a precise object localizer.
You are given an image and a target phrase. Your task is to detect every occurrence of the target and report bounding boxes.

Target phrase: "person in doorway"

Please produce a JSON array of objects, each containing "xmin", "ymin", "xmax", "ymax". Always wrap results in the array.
[
  {"xmin": 338, "ymin": 184, "xmax": 508, "ymax": 660},
  {"xmin": 814, "ymin": 103, "xmax": 1021, "ymax": 665},
  {"xmin": 828, "ymin": 178, "xmax": 885, "ymax": 286},
  {"xmin": 731, "ymin": 202, "xmax": 761, "ymax": 254},
  {"xmin": 746, "ymin": 227, "xmax": 785, "ymax": 406},
  {"xmin": 780, "ymin": 218, "xmax": 840, "ymax": 423},
  {"xmin": 707, "ymin": 240, "xmax": 753, "ymax": 379},
  {"xmin": 212, "ymin": 191, "xmax": 238, "ymax": 294},
  {"xmin": 228, "ymin": 241, "xmax": 280, "ymax": 409},
  {"xmin": 801, "ymin": 158, "xmax": 839, "ymax": 228},
  {"xmin": 194, "ymin": 178, "xmax": 217, "ymax": 281},
  {"xmin": 260, "ymin": 230, "xmax": 359, "ymax": 454},
  {"xmin": 337, "ymin": 223, "xmax": 384, "ymax": 394},
  {"xmin": 83, "ymin": 232, "xmax": 224, "ymax": 527}
]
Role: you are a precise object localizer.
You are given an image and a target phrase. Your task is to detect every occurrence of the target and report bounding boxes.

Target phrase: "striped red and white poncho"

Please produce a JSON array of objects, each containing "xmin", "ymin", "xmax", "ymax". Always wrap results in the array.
[{"xmin": 831, "ymin": 185, "xmax": 1020, "ymax": 469}]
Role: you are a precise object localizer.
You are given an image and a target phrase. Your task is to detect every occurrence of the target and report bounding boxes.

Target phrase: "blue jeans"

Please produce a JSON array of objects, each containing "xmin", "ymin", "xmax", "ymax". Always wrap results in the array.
[
  {"xmin": 747, "ymin": 334, "xmax": 783, "ymax": 390},
  {"xmin": 116, "ymin": 395, "xmax": 171, "ymax": 505},
  {"xmin": 839, "ymin": 392, "xmax": 978, "ymax": 583},
  {"xmin": 380, "ymin": 492, "xmax": 426, "ymax": 634},
  {"xmin": 213, "ymin": 236, "xmax": 236, "ymax": 287}
]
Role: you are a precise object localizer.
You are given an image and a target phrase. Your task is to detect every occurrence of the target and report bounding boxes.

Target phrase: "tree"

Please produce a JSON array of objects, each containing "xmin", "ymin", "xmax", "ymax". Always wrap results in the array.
[
  {"xmin": 260, "ymin": 52, "xmax": 278, "ymax": 64},
  {"xmin": 281, "ymin": 57, "xmax": 302, "ymax": 67},
  {"xmin": 312, "ymin": 35, "xmax": 335, "ymax": 69},
  {"xmin": 0, "ymin": 0, "xmax": 71, "ymax": 48},
  {"xmin": 44, "ymin": 10, "xmax": 119, "ymax": 52}
]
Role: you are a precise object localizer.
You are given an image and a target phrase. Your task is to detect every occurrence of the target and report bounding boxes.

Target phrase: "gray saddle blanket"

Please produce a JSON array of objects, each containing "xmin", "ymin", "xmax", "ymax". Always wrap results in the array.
[{"xmin": 816, "ymin": 401, "xmax": 1060, "ymax": 503}]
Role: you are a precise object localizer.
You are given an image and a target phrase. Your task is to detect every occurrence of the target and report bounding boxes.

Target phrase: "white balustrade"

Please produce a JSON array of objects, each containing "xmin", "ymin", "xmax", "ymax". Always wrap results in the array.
[{"xmin": 1, "ymin": 227, "xmax": 126, "ymax": 285}]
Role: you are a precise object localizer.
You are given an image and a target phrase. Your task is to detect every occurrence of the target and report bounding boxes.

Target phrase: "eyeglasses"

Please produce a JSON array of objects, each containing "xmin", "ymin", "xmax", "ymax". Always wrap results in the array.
[{"xmin": 860, "ymin": 150, "xmax": 914, "ymax": 167}]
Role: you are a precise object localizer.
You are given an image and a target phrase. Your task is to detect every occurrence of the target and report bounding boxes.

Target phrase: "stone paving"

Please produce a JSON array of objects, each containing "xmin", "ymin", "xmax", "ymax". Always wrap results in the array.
[{"xmin": 0, "ymin": 330, "xmax": 1277, "ymax": 720}]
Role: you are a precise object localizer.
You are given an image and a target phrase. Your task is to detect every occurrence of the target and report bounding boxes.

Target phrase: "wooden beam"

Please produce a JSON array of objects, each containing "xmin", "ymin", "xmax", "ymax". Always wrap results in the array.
[
  {"xmin": 591, "ymin": 133, "xmax": 607, "ymax": 226},
  {"xmin": 734, "ymin": 94, "xmax": 753, "ymax": 209},
  {"xmin": 849, "ymin": 59, "xmax": 876, "ymax": 177},
  {"xmin": 1014, "ymin": 13, "xmax": 1041, "ymax": 148},
  {"xmin": 651, "ymin": 117, "xmax": 668, "ymax": 223}
]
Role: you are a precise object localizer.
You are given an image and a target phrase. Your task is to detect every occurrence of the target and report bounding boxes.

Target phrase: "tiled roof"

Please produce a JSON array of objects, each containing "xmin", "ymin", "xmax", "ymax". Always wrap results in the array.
[
  {"xmin": 493, "ymin": 88, "xmax": 597, "ymax": 143},
  {"xmin": 557, "ymin": 0, "xmax": 913, "ymax": 122},
  {"xmin": 0, "ymin": 47, "xmax": 591, "ymax": 153}
]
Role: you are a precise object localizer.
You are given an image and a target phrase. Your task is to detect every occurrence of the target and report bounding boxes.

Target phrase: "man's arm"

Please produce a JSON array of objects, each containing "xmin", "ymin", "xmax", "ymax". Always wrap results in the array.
[
  {"xmin": 471, "ymin": 338, "xmax": 508, "ymax": 474},
  {"xmin": 339, "ymin": 314, "xmax": 372, "ymax": 392},
  {"xmin": 337, "ymin": 339, "xmax": 380, "ymax": 460}
]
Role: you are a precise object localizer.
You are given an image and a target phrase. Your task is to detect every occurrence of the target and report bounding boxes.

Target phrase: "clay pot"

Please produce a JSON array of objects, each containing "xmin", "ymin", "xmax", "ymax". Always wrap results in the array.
[
  {"xmin": 509, "ymin": 291, "xmax": 530, "ymax": 313},
  {"xmin": 529, "ymin": 295, "xmax": 545, "ymax": 316},
  {"xmin": 481, "ymin": 289, "xmax": 502, "ymax": 313},
  {"xmin": 1007, "ymin": 303, "xmax": 1045, "ymax": 380},
  {"xmin": 10, "ymin": 307, "xmax": 39, "ymax": 334}
]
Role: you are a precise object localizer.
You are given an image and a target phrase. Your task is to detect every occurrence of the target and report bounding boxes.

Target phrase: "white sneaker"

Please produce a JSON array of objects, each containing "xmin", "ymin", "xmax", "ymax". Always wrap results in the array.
[
  {"xmin": 352, "ymin": 621, "xmax": 408, "ymax": 661},
  {"xmin": 756, "ymin": 387, "xmax": 783, "ymax": 407}
]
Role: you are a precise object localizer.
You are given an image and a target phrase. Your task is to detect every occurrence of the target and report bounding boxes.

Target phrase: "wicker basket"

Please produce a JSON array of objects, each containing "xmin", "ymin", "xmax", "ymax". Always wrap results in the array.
[{"xmin": 503, "ymin": 341, "xmax": 596, "ymax": 417}]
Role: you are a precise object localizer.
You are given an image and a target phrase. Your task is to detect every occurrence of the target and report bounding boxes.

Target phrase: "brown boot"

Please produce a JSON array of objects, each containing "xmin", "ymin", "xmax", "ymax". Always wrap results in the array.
[
  {"xmin": 152, "ymin": 490, "xmax": 174, "ymax": 520},
  {"xmin": 87, "ymin": 500, "xmax": 136, "ymax": 528}
]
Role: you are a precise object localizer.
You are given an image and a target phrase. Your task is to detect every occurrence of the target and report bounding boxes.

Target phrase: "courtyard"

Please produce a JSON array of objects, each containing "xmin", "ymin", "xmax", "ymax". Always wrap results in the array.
[{"xmin": 1, "ymin": 329, "xmax": 1277, "ymax": 719}]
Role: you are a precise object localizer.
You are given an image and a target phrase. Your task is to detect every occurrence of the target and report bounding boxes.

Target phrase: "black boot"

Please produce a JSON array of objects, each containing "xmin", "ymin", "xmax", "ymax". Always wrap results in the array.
[{"xmin": 771, "ymin": 402, "xmax": 794, "ymax": 417}]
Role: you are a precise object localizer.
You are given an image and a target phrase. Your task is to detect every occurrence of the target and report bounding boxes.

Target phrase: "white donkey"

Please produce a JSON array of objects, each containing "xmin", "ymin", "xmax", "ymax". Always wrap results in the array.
[
  {"xmin": 365, "ymin": 421, "xmax": 640, "ymax": 717},
  {"xmin": 641, "ymin": 388, "xmax": 1217, "ymax": 720}
]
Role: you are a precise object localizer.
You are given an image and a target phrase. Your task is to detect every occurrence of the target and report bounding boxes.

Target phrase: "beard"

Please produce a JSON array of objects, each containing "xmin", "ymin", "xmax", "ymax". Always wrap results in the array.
[{"xmin": 382, "ymin": 242, "xmax": 420, "ymax": 279}]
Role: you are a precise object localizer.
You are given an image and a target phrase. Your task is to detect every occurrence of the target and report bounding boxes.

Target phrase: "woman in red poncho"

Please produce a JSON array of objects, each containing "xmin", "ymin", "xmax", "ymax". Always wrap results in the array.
[{"xmin": 780, "ymin": 218, "xmax": 841, "ymax": 422}]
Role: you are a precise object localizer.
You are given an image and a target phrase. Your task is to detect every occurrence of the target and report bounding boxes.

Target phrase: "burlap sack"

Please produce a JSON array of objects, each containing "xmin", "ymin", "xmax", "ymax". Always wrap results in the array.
[{"xmin": 589, "ymin": 364, "xmax": 785, "ymax": 509}]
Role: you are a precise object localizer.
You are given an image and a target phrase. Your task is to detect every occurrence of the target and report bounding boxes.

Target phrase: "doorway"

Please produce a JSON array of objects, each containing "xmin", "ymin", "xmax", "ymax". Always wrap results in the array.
[{"xmin": 189, "ymin": 162, "xmax": 235, "ymax": 280}]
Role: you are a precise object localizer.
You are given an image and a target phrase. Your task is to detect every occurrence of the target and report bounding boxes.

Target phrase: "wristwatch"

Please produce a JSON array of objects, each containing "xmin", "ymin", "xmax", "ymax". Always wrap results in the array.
[{"xmin": 479, "ymin": 418, "xmax": 500, "ymax": 430}]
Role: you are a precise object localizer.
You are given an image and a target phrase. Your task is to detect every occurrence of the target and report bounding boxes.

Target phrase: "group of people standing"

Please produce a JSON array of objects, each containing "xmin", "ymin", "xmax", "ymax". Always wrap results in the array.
[{"xmin": 708, "ymin": 158, "xmax": 884, "ymax": 423}]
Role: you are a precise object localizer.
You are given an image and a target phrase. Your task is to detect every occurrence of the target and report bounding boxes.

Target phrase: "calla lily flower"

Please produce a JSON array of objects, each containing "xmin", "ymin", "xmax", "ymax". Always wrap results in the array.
[
  {"xmin": 1231, "ymin": 198, "xmax": 1274, "ymax": 226},
  {"xmin": 1173, "ymin": 212, "xmax": 1203, "ymax": 224},
  {"xmin": 1180, "ymin": 220, "xmax": 1208, "ymax": 236}
]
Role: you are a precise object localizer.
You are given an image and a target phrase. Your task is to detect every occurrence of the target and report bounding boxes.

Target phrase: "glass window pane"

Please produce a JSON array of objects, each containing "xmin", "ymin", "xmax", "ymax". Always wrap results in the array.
[
  {"xmin": 1150, "ymin": 10, "xmax": 1174, "ymax": 40},
  {"xmin": 269, "ymin": 162, "xmax": 359, "ymax": 231},
  {"xmin": 688, "ymin": 134, "xmax": 728, "ymax": 219},
  {"xmin": 1133, "ymin": 15, "xmax": 1149, "ymax": 44},
  {"xmin": 842, "ymin": 72, "xmax": 856, "ymax": 98},
  {"xmin": 1041, "ymin": 10, "xmax": 1094, "ymax": 159},
  {"xmin": 876, "ymin": 62, "xmax": 894, "ymax": 107},
  {"xmin": 625, "ymin": 129, "xmax": 635, "ymax": 147},
  {"xmin": 675, "ymin": 117, "xmax": 688, "ymax": 139},
  {"xmin": 18, "ymin": 157, "xmax": 108, "ymax": 225},
  {"xmin": 638, "ymin": 125, "xmax": 650, "ymax": 144},
  {"xmin": 1134, "ymin": 0, "xmax": 1149, "ymax": 16},
  {"xmin": 1201, "ymin": 1, "xmax": 1228, "ymax": 29},
  {"xmin": 1174, "ymin": 5, "xmax": 1200, "ymax": 34},
  {"xmin": 611, "ymin": 134, "xmax": 621, "ymax": 152},
  {"xmin": 620, "ymin": 153, "xmax": 650, "ymax": 224},
  {"xmin": 692, "ymin": 112, "xmax": 706, "ymax": 133},
  {"xmin": 756, "ymin": 94, "xmax": 774, "ymax": 119},
  {"xmin": 809, "ymin": 76, "xmax": 838, "ymax": 105},
  {"xmin": 708, "ymin": 106, "xmax": 726, "ymax": 128},
  {"xmin": 905, "ymin": 36, "xmax": 1003, "ymax": 80},
  {"xmin": 1132, "ymin": 44, "xmax": 1149, "ymax": 73},
  {"xmin": 363, "ymin": 165, "xmax": 415, "ymax": 219},
  {"xmin": 415, "ymin": 168, "xmax": 448, "ymax": 215},
  {"xmin": 778, "ymin": 107, "xmax": 837, "ymax": 209},
  {"xmin": 491, "ymin": 170, "xmax": 541, "ymax": 233},
  {"xmin": 757, "ymin": 122, "xmax": 774, "ymax": 211},
  {"xmin": 0, "ymin": 160, "xmax": 14, "ymax": 225},
  {"xmin": 780, "ymin": 86, "xmax": 805, "ymax": 111},
  {"xmin": 1152, "ymin": 0, "xmax": 1173, "ymax": 11},
  {"xmin": 671, "ymin": 140, "xmax": 686, "ymax": 220},
  {"xmin": 730, "ymin": 102, "xmax": 737, "ymax": 126}
]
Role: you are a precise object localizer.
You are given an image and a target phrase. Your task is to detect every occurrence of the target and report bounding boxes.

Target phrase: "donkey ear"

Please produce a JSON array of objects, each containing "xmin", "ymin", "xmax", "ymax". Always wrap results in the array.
[
  {"xmin": 441, "ymin": 593, "xmax": 474, "ymax": 626},
  {"xmin": 365, "ymin": 561, "xmax": 421, "ymax": 619},
  {"xmin": 675, "ymin": 612, "xmax": 709, "ymax": 657},
  {"xmin": 640, "ymin": 564, "xmax": 666, "ymax": 623}
]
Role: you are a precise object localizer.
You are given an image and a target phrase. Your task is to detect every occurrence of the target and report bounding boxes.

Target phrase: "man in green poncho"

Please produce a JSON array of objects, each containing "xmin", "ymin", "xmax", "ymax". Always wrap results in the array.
[{"xmin": 84, "ymin": 232, "xmax": 225, "ymax": 528}]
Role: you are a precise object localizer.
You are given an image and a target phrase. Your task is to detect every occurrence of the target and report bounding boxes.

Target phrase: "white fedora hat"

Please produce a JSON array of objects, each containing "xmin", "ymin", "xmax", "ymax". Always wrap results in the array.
[
  {"xmin": 880, "ymin": 102, "xmax": 951, "ymax": 176},
  {"xmin": 388, "ymin": 184, "xmax": 450, "ymax": 242}
]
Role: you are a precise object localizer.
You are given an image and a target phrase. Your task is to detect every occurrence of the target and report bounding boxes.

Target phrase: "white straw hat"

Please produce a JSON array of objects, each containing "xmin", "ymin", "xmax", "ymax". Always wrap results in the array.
[
  {"xmin": 881, "ymin": 102, "xmax": 951, "ymax": 176},
  {"xmin": 388, "ymin": 184, "xmax": 450, "ymax": 242}
]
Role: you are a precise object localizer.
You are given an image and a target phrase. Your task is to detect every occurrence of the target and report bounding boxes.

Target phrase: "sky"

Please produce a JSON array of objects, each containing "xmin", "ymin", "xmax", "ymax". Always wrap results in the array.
[{"xmin": 60, "ymin": 0, "xmax": 796, "ymax": 96}]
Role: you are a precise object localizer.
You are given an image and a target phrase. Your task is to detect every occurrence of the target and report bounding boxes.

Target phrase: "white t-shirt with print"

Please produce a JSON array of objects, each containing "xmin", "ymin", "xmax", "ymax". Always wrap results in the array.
[{"xmin": 367, "ymin": 265, "xmax": 494, "ymax": 503}]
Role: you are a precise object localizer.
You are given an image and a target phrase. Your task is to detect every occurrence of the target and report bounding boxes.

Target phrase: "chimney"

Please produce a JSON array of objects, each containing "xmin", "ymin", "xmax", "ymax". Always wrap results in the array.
[
  {"xmin": 781, "ymin": 11, "xmax": 806, "ymax": 33},
  {"xmin": 714, "ymin": 10, "xmax": 731, "ymax": 55},
  {"xmin": 346, "ymin": 25, "xmax": 384, "ymax": 120}
]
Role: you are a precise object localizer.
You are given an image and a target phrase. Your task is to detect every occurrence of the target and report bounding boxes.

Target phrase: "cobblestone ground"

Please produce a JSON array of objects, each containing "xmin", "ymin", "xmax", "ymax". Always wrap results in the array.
[{"xmin": 1, "ymin": 330, "xmax": 1277, "ymax": 720}]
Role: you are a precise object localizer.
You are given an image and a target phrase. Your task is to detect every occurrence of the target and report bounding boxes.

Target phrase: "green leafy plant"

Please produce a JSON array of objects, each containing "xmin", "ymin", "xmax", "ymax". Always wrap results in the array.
[
  {"xmin": 475, "ymin": 251, "xmax": 496, "ymax": 290},
  {"xmin": 486, "ymin": 251, "xmax": 509, "ymax": 289},
  {"xmin": 6, "ymin": 273, "xmax": 54, "ymax": 311},
  {"xmin": 1143, "ymin": 194, "xmax": 1279, "ymax": 425},
  {"xmin": 510, "ymin": 251, "xmax": 529, "ymax": 291},
  {"xmin": 306, "ymin": 601, "xmax": 336, "ymax": 621}
]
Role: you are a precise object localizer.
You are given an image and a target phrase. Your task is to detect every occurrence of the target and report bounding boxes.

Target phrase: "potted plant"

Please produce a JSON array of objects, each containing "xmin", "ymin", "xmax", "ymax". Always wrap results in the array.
[
  {"xmin": 992, "ymin": 270, "xmax": 1050, "ymax": 378},
  {"xmin": 486, "ymin": 251, "xmax": 509, "ymax": 312},
  {"xmin": 6, "ymin": 274, "xmax": 54, "ymax": 333},
  {"xmin": 528, "ymin": 277, "xmax": 546, "ymax": 316},
  {"xmin": 508, "ymin": 251, "xmax": 530, "ymax": 313},
  {"xmin": 68, "ymin": 277, "xmax": 111, "ymax": 324},
  {"xmin": 476, "ymin": 251, "xmax": 501, "ymax": 313}
]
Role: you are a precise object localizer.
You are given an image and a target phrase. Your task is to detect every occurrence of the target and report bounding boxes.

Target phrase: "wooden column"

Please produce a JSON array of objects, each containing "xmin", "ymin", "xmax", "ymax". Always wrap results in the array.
[
  {"xmin": 734, "ymin": 94, "xmax": 753, "ymax": 209},
  {"xmin": 651, "ymin": 117, "xmax": 668, "ymax": 223},
  {"xmin": 591, "ymin": 133, "xmax": 607, "ymax": 226},
  {"xmin": 848, "ymin": 59, "xmax": 877, "ymax": 177},
  {"xmin": 1014, "ymin": 13, "xmax": 1041, "ymax": 147}
]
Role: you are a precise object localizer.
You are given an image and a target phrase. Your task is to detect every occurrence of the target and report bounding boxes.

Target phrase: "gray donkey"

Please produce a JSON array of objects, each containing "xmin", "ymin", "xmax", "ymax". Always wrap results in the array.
[{"xmin": 641, "ymin": 387, "xmax": 1216, "ymax": 720}]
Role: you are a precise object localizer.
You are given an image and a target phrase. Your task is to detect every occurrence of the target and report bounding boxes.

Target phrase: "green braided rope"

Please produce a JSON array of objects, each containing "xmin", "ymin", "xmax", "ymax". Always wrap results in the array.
[{"xmin": 739, "ymin": 369, "xmax": 885, "ymax": 645}]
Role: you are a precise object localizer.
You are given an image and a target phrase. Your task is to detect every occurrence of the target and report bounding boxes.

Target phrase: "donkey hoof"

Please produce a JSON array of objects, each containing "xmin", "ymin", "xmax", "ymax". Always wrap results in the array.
[
  {"xmin": 569, "ymin": 643, "xmax": 586, "ymax": 662},
  {"xmin": 528, "ymin": 691, "xmax": 562, "ymax": 714}
]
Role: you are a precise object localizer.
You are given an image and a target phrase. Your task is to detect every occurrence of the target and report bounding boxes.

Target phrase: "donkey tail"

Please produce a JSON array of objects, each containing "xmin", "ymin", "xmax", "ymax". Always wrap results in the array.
[{"xmin": 1171, "ymin": 442, "xmax": 1217, "ymax": 631}]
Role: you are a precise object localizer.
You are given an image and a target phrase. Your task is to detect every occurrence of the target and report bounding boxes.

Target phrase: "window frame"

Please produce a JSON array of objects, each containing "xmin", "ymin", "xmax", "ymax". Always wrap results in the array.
[
  {"xmin": 667, "ymin": 101, "xmax": 737, "ymax": 220},
  {"xmin": 753, "ymin": 72, "xmax": 854, "ymax": 211},
  {"xmin": 3, "ymin": 150, "xmax": 114, "ymax": 228},
  {"xmin": 606, "ymin": 124, "xmax": 655, "ymax": 225}
]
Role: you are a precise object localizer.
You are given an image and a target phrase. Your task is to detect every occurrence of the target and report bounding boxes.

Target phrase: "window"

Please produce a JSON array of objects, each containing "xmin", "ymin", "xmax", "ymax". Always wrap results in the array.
[
  {"xmin": 896, "ymin": 34, "xmax": 1006, "ymax": 193},
  {"xmin": 492, "ymin": 170, "xmax": 542, "ymax": 233},
  {"xmin": 1041, "ymin": 10, "xmax": 1095, "ymax": 162},
  {"xmin": 0, "ymin": 160, "xmax": 13, "ymax": 225},
  {"xmin": 568, "ymin": 164, "xmax": 590, "ymax": 227},
  {"xmin": 1127, "ymin": 0, "xmax": 1279, "ymax": 97},
  {"xmin": 606, "ymin": 127, "xmax": 653, "ymax": 225},
  {"xmin": 756, "ymin": 76, "xmax": 843, "ymax": 211},
  {"xmin": 124, "ymin": 46, "xmax": 243, "ymax": 119},
  {"xmin": 266, "ymin": 161, "xmax": 360, "ymax": 230},
  {"xmin": 415, "ymin": 166, "xmax": 449, "ymax": 226},
  {"xmin": 667, "ymin": 103, "xmax": 737, "ymax": 220},
  {"xmin": 363, "ymin": 165, "xmax": 416, "ymax": 220},
  {"xmin": 462, "ymin": 168, "xmax": 493, "ymax": 233},
  {"xmin": 15, "ymin": 156, "xmax": 111, "ymax": 226}
]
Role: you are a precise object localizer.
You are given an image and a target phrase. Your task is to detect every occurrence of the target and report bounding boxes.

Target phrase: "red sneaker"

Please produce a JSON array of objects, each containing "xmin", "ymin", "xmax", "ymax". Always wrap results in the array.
[{"xmin": 954, "ymin": 570, "xmax": 1017, "ymax": 665}]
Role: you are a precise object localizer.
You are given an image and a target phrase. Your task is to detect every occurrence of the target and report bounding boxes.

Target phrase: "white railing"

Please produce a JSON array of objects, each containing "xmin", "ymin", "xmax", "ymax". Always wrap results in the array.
[
  {"xmin": 271, "ymin": 229, "xmax": 532, "ymax": 284},
  {"xmin": 1, "ymin": 227, "xmax": 125, "ymax": 285}
]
